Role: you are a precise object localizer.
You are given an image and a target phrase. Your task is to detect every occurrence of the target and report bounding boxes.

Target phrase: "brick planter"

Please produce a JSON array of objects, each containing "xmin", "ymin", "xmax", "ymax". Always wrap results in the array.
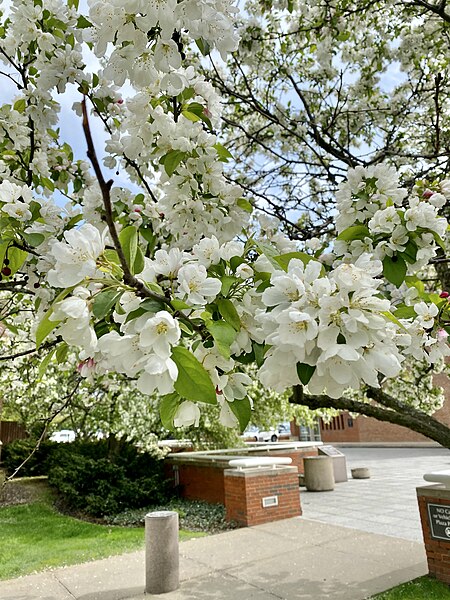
[
  {"xmin": 224, "ymin": 465, "xmax": 301, "ymax": 527},
  {"xmin": 417, "ymin": 485, "xmax": 450, "ymax": 584}
]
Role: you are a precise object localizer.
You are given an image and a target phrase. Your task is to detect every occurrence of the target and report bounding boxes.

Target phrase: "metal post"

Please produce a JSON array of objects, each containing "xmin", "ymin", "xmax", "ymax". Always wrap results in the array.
[{"xmin": 145, "ymin": 510, "xmax": 179, "ymax": 594}]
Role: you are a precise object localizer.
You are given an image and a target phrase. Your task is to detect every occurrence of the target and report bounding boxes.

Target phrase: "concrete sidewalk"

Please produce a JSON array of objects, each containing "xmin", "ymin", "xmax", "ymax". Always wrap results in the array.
[{"xmin": 0, "ymin": 517, "xmax": 427, "ymax": 600}]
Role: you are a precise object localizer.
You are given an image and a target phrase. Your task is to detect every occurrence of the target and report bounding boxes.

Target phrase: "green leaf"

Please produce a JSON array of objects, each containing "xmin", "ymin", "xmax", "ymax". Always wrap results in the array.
[
  {"xmin": 125, "ymin": 298, "xmax": 166, "ymax": 322},
  {"xmin": 119, "ymin": 226, "xmax": 138, "ymax": 273},
  {"xmin": 431, "ymin": 230, "xmax": 446, "ymax": 251},
  {"xmin": 296, "ymin": 362, "xmax": 316, "ymax": 386},
  {"xmin": 336, "ymin": 225, "xmax": 370, "ymax": 242},
  {"xmin": 38, "ymin": 347, "xmax": 56, "ymax": 379},
  {"xmin": 382, "ymin": 255, "xmax": 407, "ymax": 288},
  {"xmin": 195, "ymin": 38, "xmax": 211, "ymax": 56},
  {"xmin": 206, "ymin": 321, "xmax": 237, "ymax": 358},
  {"xmin": 140, "ymin": 227, "xmax": 156, "ymax": 247},
  {"xmin": 182, "ymin": 110, "xmax": 201, "ymax": 123},
  {"xmin": 159, "ymin": 393, "xmax": 181, "ymax": 430},
  {"xmin": 230, "ymin": 256, "xmax": 245, "ymax": 271},
  {"xmin": 134, "ymin": 246, "xmax": 145, "ymax": 275},
  {"xmin": 253, "ymin": 240, "xmax": 284, "ymax": 270},
  {"xmin": 274, "ymin": 252, "xmax": 314, "ymax": 271},
  {"xmin": 392, "ymin": 306, "xmax": 416, "ymax": 319},
  {"xmin": 161, "ymin": 150, "xmax": 187, "ymax": 177},
  {"xmin": 13, "ymin": 98, "xmax": 26, "ymax": 113},
  {"xmin": 171, "ymin": 299, "xmax": 191, "ymax": 311},
  {"xmin": 220, "ymin": 275, "xmax": 238, "ymax": 296},
  {"xmin": 236, "ymin": 198, "xmax": 253, "ymax": 213},
  {"xmin": 56, "ymin": 342, "xmax": 69, "ymax": 363},
  {"xmin": 217, "ymin": 299, "xmax": 241, "ymax": 331},
  {"xmin": 214, "ymin": 143, "xmax": 234, "ymax": 162},
  {"xmin": 41, "ymin": 177, "xmax": 55, "ymax": 191},
  {"xmin": 253, "ymin": 342, "xmax": 266, "ymax": 368},
  {"xmin": 181, "ymin": 102, "xmax": 212, "ymax": 129},
  {"xmin": 22, "ymin": 232, "xmax": 45, "ymax": 247},
  {"xmin": 229, "ymin": 397, "xmax": 252, "ymax": 432},
  {"xmin": 66, "ymin": 214, "xmax": 83, "ymax": 229},
  {"xmin": 76, "ymin": 15, "xmax": 92, "ymax": 28},
  {"xmin": 35, "ymin": 288, "xmax": 74, "ymax": 347},
  {"xmin": 92, "ymin": 289, "xmax": 123, "ymax": 320},
  {"xmin": 382, "ymin": 311, "xmax": 408, "ymax": 330},
  {"xmin": 7, "ymin": 246, "xmax": 28, "ymax": 276},
  {"xmin": 171, "ymin": 346, "xmax": 217, "ymax": 404},
  {"xmin": 400, "ymin": 239, "xmax": 418, "ymax": 264}
]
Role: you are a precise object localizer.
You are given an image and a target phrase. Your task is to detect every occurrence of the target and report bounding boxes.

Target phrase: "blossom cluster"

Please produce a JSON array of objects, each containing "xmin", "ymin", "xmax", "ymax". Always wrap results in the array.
[
  {"xmin": 334, "ymin": 164, "xmax": 448, "ymax": 274},
  {"xmin": 0, "ymin": 0, "xmax": 449, "ymax": 434}
]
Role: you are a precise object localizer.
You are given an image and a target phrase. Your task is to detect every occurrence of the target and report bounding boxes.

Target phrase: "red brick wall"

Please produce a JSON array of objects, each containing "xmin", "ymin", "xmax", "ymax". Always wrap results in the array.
[
  {"xmin": 417, "ymin": 488, "xmax": 450, "ymax": 584},
  {"xmin": 320, "ymin": 413, "xmax": 360, "ymax": 443},
  {"xmin": 320, "ymin": 374, "xmax": 450, "ymax": 444},
  {"xmin": 165, "ymin": 447, "xmax": 319, "ymax": 506},
  {"xmin": 224, "ymin": 467, "xmax": 301, "ymax": 527},
  {"xmin": 165, "ymin": 463, "xmax": 225, "ymax": 504}
]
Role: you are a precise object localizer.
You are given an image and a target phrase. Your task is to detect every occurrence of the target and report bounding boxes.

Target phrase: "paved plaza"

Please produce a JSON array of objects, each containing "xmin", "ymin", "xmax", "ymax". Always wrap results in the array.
[
  {"xmin": 301, "ymin": 446, "xmax": 450, "ymax": 541},
  {"xmin": 0, "ymin": 446, "xmax": 449, "ymax": 599}
]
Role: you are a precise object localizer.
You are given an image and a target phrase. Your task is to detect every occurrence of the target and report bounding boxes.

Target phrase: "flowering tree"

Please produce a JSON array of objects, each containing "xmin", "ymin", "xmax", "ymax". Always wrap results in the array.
[{"xmin": 1, "ymin": 0, "xmax": 450, "ymax": 446}]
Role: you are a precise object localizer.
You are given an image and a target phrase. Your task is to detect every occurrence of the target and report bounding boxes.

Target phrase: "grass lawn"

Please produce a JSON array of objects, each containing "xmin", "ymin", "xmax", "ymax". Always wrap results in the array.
[
  {"xmin": 371, "ymin": 576, "xmax": 450, "ymax": 599},
  {"xmin": 0, "ymin": 481, "xmax": 204, "ymax": 580}
]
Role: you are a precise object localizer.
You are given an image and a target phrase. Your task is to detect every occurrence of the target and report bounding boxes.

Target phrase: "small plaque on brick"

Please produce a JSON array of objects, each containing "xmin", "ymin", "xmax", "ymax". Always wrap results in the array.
[
  {"xmin": 319, "ymin": 445, "xmax": 343, "ymax": 457},
  {"xmin": 427, "ymin": 503, "xmax": 450, "ymax": 541}
]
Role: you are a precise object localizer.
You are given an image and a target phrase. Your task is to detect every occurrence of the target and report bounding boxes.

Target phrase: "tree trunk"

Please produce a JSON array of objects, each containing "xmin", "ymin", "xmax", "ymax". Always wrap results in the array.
[{"xmin": 291, "ymin": 385, "xmax": 450, "ymax": 448}]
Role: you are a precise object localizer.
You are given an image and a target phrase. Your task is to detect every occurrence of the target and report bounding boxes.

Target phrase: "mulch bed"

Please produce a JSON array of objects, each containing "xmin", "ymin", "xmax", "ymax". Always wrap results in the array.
[{"xmin": 0, "ymin": 477, "xmax": 49, "ymax": 507}]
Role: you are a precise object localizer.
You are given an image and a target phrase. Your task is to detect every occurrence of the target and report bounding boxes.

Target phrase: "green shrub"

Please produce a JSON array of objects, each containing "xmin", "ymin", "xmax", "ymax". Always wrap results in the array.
[
  {"xmin": 47, "ymin": 441, "xmax": 173, "ymax": 517},
  {"xmin": 1, "ymin": 439, "xmax": 56, "ymax": 477},
  {"xmin": 106, "ymin": 499, "xmax": 238, "ymax": 532}
]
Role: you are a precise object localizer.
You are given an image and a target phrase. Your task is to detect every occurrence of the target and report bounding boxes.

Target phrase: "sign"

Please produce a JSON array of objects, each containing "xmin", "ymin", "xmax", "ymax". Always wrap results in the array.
[
  {"xmin": 427, "ymin": 503, "xmax": 450, "ymax": 542},
  {"xmin": 262, "ymin": 495, "xmax": 278, "ymax": 508},
  {"xmin": 319, "ymin": 445, "xmax": 343, "ymax": 457}
]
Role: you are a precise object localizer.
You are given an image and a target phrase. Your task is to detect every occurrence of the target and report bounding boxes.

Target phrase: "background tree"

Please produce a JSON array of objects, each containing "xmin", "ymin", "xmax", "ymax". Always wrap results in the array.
[{"xmin": 201, "ymin": 0, "xmax": 450, "ymax": 441}]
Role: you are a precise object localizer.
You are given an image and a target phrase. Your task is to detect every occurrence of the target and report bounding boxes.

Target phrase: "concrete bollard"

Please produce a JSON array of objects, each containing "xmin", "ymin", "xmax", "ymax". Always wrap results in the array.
[
  {"xmin": 303, "ymin": 456, "xmax": 335, "ymax": 491},
  {"xmin": 351, "ymin": 467, "xmax": 370, "ymax": 479},
  {"xmin": 145, "ymin": 510, "xmax": 179, "ymax": 594}
]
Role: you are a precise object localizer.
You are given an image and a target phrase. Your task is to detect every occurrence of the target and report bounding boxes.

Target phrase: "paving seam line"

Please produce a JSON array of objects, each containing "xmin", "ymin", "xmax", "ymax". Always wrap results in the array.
[
  {"xmin": 51, "ymin": 572, "xmax": 77, "ymax": 600},
  {"xmin": 216, "ymin": 570, "xmax": 284, "ymax": 600}
]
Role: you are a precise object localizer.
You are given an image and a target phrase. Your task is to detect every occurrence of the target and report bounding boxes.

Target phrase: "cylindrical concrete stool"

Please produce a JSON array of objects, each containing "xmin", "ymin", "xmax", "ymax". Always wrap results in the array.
[
  {"xmin": 304, "ymin": 456, "xmax": 335, "ymax": 491},
  {"xmin": 351, "ymin": 467, "xmax": 370, "ymax": 479},
  {"xmin": 145, "ymin": 510, "xmax": 179, "ymax": 594}
]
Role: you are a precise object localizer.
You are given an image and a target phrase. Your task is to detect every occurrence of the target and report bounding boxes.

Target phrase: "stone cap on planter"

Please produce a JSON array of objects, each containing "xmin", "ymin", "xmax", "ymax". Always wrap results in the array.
[
  {"xmin": 165, "ymin": 441, "xmax": 322, "ymax": 467},
  {"xmin": 228, "ymin": 457, "xmax": 293, "ymax": 470},
  {"xmin": 423, "ymin": 470, "xmax": 450, "ymax": 489}
]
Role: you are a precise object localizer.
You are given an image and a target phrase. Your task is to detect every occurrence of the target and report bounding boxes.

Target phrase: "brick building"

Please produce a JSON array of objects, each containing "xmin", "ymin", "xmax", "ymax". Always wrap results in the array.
[{"xmin": 320, "ymin": 373, "xmax": 450, "ymax": 444}]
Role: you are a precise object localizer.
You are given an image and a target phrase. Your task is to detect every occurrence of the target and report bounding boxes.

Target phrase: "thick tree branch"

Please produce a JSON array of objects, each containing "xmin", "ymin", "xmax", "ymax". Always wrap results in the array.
[
  {"xmin": 291, "ymin": 385, "xmax": 450, "ymax": 447},
  {"xmin": 81, "ymin": 98, "xmax": 170, "ymax": 305}
]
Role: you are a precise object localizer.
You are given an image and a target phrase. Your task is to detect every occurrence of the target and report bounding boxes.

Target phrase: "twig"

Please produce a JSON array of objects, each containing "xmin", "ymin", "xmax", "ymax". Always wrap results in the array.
[
  {"xmin": 0, "ymin": 340, "xmax": 59, "ymax": 362},
  {"xmin": 3, "ymin": 379, "xmax": 83, "ymax": 484},
  {"xmin": 81, "ymin": 97, "xmax": 170, "ymax": 305}
]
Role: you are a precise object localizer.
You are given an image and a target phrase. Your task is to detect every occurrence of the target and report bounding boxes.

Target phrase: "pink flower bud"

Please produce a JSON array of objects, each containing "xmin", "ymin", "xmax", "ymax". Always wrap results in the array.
[
  {"xmin": 117, "ymin": 98, "xmax": 124, "ymax": 105},
  {"xmin": 436, "ymin": 329, "xmax": 448, "ymax": 342},
  {"xmin": 440, "ymin": 291, "xmax": 450, "ymax": 298},
  {"xmin": 423, "ymin": 188, "xmax": 434, "ymax": 199}
]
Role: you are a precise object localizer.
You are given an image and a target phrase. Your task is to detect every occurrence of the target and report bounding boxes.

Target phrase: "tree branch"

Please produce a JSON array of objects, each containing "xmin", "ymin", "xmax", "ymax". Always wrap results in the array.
[
  {"xmin": 291, "ymin": 385, "xmax": 450, "ymax": 447},
  {"xmin": 81, "ymin": 97, "xmax": 170, "ymax": 305}
]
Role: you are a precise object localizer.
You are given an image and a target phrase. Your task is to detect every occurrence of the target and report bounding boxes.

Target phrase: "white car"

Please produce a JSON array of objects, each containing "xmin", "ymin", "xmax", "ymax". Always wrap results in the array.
[
  {"xmin": 241, "ymin": 426, "xmax": 279, "ymax": 442},
  {"xmin": 257, "ymin": 429, "xmax": 279, "ymax": 443},
  {"xmin": 49, "ymin": 429, "xmax": 76, "ymax": 443}
]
